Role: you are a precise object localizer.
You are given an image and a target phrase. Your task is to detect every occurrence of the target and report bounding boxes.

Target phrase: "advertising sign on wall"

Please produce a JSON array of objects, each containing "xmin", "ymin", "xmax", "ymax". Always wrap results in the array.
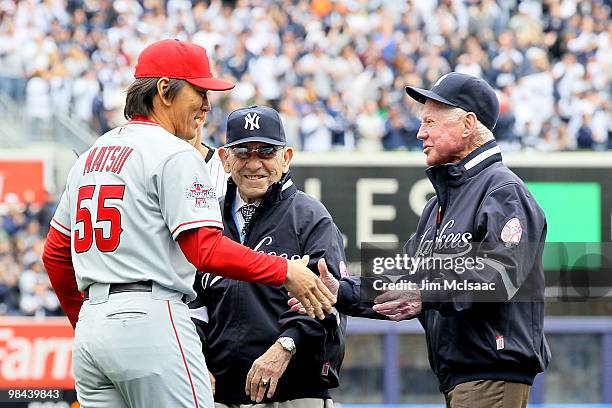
[
  {"xmin": 0, "ymin": 160, "xmax": 47, "ymax": 204},
  {"xmin": 0, "ymin": 318, "xmax": 74, "ymax": 390}
]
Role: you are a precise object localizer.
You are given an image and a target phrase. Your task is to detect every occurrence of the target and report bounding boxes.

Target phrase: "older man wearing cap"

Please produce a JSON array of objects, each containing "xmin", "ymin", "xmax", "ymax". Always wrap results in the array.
[
  {"xmin": 42, "ymin": 40, "xmax": 335, "ymax": 408},
  {"xmin": 290, "ymin": 72, "xmax": 551, "ymax": 408},
  {"xmin": 190, "ymin": 105, "xmax": 346, "ymax": 408}
]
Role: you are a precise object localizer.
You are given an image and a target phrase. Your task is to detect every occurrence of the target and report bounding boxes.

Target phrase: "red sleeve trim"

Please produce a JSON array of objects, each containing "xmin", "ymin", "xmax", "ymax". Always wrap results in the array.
[
  {"xmin": 51, "ymin": 218, "xmax": 71, "ymax": 235},
  {"xmin": 177, "ymin": 227, "xmax": 287, "ymax": 286},
  {"xmin": 42, "ymin": 226, "xmax": 83, "ymax": 329},
  {"xmin": 171, "ymin": 219, "xmax": 224, "ymax": 236}
]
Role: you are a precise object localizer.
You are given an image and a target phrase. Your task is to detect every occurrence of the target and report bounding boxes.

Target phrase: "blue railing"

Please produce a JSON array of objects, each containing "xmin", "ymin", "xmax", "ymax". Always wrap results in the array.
[{"xmin": 345, "ymin": 316, "xmax": 612, "ymax": 405}]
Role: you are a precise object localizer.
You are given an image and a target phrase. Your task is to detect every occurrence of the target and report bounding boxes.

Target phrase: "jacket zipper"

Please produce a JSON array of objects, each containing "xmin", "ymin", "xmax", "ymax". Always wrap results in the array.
[
  {"xmin": 430, "ymin": 200, "xmax": 445, "ymax": 373},
  {"xmin": 432, "ymin": 205, "xmax": 443, "ymax": 256}
]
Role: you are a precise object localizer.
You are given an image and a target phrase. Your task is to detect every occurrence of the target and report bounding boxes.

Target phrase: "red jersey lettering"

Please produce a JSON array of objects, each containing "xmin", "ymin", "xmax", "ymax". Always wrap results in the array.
[
  {"xmin": 110, "ymin": 147, "xmax": 130, "ymax": 173},
  {"xmin": 98, "ymin": 146, "xmax": 115, "ymax": 171},
  {"xmin": 105, "ymin": 146, "xmax": 122, "ymax": 172},
  {"xmin": 91, "ymin": 146, "xmax": 108, "ymax": 172},
  {"xmin": 114, "ymin": 148, "xmax": 134, "ymax": 174},
  {"xmin": 83, "ymin": 147, "xmax": 98, "ymax": 175}
]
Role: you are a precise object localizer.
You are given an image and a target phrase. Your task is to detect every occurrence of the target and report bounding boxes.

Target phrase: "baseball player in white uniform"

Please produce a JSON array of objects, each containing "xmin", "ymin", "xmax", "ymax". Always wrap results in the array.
[{"xmin": 42, "ymin": 39, "xmax": 334, "ymax": 408}]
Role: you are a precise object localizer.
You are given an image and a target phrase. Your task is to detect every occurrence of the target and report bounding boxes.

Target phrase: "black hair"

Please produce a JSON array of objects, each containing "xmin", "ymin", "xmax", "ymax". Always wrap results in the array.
[{"xmin": 123, "ymin": 78, "xmax": 186, "ymax": 120}]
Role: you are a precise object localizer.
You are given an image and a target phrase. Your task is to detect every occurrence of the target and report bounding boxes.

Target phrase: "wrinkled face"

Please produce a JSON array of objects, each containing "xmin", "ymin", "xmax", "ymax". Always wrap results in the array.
[
  {"xmin": 220, "ymin": 142, "xmax": 293, "ymax": 201},
  {"xmin": 417, "ymin": 100, "xmax": 466, "ymax": 166},
  {"xmin": 169, "ymin": 82, "xmax": 210, "ymax": 141}
]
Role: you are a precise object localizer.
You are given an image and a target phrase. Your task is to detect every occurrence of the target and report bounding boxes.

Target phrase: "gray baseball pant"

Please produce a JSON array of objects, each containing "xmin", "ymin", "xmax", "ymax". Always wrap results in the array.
[{"xmin": 72, "ymin": 282, "xmax": 213, "ymax": 407}]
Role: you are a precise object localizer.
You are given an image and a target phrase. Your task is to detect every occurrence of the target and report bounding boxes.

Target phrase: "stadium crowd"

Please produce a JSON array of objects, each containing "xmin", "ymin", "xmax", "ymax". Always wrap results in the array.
[
  {"xmin": 0, "ymin": 0, "xmax": 610, "ymax": 153},
  {"xmin": 0, "ymin": 192, "xmax": 61, "ymax": 317}
]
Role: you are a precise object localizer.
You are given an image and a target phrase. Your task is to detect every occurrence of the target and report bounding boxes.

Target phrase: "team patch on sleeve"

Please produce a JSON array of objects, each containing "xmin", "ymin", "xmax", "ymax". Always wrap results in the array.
[
  {"xmin": 501, "ymin": 217, "xmax": 522, "ymax": 246},
  {"xmin": 184, "ymin": 177, "xmax": 216, "ymax": 209}
]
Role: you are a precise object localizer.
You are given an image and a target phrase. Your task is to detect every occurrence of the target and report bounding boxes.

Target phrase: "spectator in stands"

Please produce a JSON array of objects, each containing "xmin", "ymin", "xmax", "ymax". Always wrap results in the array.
[
  {"xmin": 0, "ymin": 250, "xmax": 21, "ymax": 315},
  {"xmin": 25, "ymin": 70, "xmax": 52, "ymax": 139},
  {"xmin": 576, "ymin": 113, "xmax": 595, "ymax": 150},
  {"xmin": 382, "ymin": 106, "xmax": 412, "ymax": 151},
  {"xmin": 19, "ymin": 254, "xmax": 60, "ymax": 317},
  {"xmin": 301, "ymin": 103, "xmax": 334, "ymax": 152},
  {"xmin": 0, "ymin": 19, "xmax": 26, "ymax": 103}
]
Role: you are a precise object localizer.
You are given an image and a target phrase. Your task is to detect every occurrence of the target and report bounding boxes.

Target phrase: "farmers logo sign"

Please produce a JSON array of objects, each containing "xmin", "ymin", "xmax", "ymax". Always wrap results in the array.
[{"xmin": 0, "ymin": 318, "xmax": 75, "ymax": 389}]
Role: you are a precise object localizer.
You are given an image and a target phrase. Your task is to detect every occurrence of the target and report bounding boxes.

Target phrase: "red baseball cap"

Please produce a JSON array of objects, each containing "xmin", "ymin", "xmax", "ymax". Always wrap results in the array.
[{"xmin": 134, "ymin": 39, "xmax": 235, "ymax": 91}]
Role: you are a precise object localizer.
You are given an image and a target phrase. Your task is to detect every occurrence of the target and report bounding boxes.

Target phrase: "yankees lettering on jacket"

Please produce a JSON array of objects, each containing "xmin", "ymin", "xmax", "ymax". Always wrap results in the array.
[
  {"xmin": 253, "ymin": 236, "xmax": 302, "ymax": 260},
  {"xmin": 415, "ymin": 219, "xmax": 473, "ymax": 258}
]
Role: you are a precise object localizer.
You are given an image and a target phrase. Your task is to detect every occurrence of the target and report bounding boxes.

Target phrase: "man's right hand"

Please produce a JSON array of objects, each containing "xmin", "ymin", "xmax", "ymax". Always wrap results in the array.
[
  {"xmin": 284, "ymin": 256, "xmax": 336, "ymax": 320},
  {"xmin": 287, "ymin": 258, "xmax": 339, "ymax": 316}
]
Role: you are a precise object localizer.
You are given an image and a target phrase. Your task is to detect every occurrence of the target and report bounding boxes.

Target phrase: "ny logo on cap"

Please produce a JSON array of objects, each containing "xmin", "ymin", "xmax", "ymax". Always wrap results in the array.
[{"xmin": 244, "ymin": 112, "xmax": 261, "ymax": 131}]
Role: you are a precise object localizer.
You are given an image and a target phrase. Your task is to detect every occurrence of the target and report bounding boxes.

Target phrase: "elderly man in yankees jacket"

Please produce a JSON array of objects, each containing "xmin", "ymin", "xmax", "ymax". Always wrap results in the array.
[
  {"xmin": 291, "ymin": 73, "xmax": 551, "ymax": 408},
  {"xmin": 190, "ymin": 106, "xmax": 346, "ymax": 408}
]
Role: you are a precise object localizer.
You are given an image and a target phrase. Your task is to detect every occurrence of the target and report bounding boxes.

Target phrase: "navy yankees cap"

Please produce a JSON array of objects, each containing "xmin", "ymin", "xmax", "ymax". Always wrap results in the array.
[
  {"xmin": 225, "ymin": 105, "xmax": 286, "ymax": 147},
  {"xmin": 405, "ymin": 72, "xmax": 500, "ymax": 131}
]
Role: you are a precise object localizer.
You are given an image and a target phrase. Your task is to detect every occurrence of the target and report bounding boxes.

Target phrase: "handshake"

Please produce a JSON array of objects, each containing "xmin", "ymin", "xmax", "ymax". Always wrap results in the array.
[{"xmin": 288, "ymin": 259, "xmax": 422, "ymax": 321}]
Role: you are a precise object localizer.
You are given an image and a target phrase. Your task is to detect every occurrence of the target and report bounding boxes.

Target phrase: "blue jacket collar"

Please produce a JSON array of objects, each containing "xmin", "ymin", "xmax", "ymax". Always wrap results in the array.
[
  {"xmin": 426, "ymin": 140, "xmax": 502, "ymax": 187},
  {"xmin": 425, "ymin": 140, "xmax": 502, "ymax": 208}
]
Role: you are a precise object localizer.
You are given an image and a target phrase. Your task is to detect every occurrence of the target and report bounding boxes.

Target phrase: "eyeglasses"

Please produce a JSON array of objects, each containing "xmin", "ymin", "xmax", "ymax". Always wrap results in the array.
[{"xmin": 230, "ymin": 146, "xmax": 281, "ymax": 160}]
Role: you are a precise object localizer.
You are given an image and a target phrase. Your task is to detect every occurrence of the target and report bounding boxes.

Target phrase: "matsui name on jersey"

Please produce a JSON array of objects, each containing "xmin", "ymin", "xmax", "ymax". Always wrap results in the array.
[{"xmin": 83, "ymin": 146, "xmax": 134, "ymax": 175}]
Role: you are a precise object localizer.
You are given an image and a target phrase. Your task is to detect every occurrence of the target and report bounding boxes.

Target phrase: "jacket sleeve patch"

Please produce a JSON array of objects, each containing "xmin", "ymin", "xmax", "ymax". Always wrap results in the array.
[{"xmin": 501, "ymin": 217, "xmax": 522, "ymax": 245}]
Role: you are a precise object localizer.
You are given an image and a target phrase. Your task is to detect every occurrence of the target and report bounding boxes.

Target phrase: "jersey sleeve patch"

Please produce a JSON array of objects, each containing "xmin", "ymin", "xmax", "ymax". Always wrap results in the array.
[{"xmin": 184, "ymin": 177, "xmax": 217, "ymax": 209}]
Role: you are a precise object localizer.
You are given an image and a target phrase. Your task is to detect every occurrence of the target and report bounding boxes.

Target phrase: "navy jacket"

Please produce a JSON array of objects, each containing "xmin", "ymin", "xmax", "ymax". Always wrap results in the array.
[
  {"xmin": 190, "ymin": 172, "xmax": 347, "ymax": 404},
  {"xmin": 337, "ymin": 141, "xmax": 551, "ymax": 392}
]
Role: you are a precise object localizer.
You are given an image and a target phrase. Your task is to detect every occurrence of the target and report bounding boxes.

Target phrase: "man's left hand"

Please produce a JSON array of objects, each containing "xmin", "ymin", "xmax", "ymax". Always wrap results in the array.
[
  {"xmin": 245, "ymin": 341, "xmax": 293, "ymax": 402},
  {"xmin": 189, "ymin": 119, "xmax": 208, "ymax": 157},
  {"xmin": 373, "ymin": 289, "xmax": 422, "ymax": 321}
]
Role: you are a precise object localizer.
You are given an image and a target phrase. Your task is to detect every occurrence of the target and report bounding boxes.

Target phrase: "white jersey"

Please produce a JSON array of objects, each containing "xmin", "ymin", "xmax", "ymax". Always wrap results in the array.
[
  {"xmin": 50, "ymin": 119, "xmax": 223, "ymax": 301},
  {"xmin": 204, "ymin": 147, "xmax": 228, "ymax": 198}
]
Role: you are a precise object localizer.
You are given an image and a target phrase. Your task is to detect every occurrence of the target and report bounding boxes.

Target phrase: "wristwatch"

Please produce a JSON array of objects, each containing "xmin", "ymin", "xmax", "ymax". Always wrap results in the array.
[{"xmin": 277, "ymin": 337, "xmax": 296, "ymax": 355}]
